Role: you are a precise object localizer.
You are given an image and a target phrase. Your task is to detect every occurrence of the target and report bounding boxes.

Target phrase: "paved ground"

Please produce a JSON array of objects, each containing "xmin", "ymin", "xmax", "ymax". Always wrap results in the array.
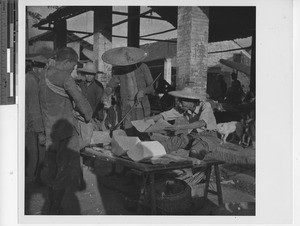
[{"xmin": 25, "ymin": 155, "xmax": 255, "ymax": 215}]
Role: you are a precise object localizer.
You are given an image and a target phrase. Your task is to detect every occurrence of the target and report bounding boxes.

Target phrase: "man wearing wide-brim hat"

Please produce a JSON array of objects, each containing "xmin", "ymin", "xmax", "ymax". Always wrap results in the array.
[
  {"xmin": 102, "ymin": 47, "xmax": 154, "ymax": 133},
  {"xmin": 147, "ymin": 86, "xmax": 219, "ymax": 160},
  {"xmin": 77, "ymin": 61, "xmax": 104, "ymax": 117}
]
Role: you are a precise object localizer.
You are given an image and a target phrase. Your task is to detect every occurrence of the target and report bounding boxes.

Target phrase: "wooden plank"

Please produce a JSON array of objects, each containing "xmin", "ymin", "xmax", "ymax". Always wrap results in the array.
[
  {"xmin": 81, "ymin": 147, "xmax": 193, "ymax": 173},
  {"xmin": 81, "ymin": 148, "xmax": 225, "ymax": 174}
]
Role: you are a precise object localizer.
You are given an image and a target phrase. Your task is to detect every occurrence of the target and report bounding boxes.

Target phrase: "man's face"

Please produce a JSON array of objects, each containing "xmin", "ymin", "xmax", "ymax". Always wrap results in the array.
[
  {"xmin": 63, "ymin": 60, "xmax": 77, "ymax": 72},
  {"xmin": 178, "ymin": 99, "xmax": 194, "ymax": 112},
  {"xmin": 33, "ymin": 67, "xmax": 44, "ymax": 74},
  {"xmin": 71, "ymin": 65, "xmax": 78, "ymax": 79},
  {"xmin": 85, "ymin": 74, "xmax": 95, "ymax": 83}
]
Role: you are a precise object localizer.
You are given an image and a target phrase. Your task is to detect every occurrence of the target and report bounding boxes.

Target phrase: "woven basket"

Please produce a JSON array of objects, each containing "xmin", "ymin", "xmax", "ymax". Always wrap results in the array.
[{"xmin": 153, "ymin": 179, "xmax": 192, "ymax": 214}]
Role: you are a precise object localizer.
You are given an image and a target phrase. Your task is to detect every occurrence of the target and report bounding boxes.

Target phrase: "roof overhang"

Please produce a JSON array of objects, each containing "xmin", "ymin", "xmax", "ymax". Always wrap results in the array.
[{"xmin": 33, "ymin": 6, "xmax": 255, "ymax": 43}]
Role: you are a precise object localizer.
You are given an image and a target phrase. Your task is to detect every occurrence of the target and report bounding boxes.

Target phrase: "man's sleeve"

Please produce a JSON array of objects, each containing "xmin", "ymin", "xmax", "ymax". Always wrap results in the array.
[
  {"xmin": 25, "ymin": 73, "xmax": 44, "ymax": 133},
  {"xmin": 106, "ymin": 74, "xmax": 119, "ymax": 89},
  {"xmin": 64, "ymin": 77, "xmax": 93, "ymax": 122},
  {"xmin": 141, "ymin": 63, "xmax": 154, "ymax": 94},
  {"xmin": 199, "ymin": 101, "xmax": 217, "ymax": 130},
  {"xmin": 94, "ymin": 80, "xmax": 104, "ymax": 106}
]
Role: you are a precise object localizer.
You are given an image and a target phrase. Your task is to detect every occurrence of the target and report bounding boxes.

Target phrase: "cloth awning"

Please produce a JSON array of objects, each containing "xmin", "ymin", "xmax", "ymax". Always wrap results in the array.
[{"xmin": 219, "ymin": 59, "xmax": 250, "ymax": 76}]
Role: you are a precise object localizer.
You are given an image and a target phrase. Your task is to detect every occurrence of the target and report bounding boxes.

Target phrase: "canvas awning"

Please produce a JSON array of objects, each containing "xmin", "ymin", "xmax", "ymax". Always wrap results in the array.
[{"xmin": 219, "ymin": 59, "xmax": 251, "ymax": 76}]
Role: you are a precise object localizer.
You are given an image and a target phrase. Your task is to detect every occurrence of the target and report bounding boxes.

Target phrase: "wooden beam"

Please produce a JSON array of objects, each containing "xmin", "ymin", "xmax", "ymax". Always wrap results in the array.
[
  {"xmin": 127, "ymin": 6, "xmax": 140, "ymax": 47},
  {"xmin": 67, "ymin": 30, "xmax": 93, "ymax": 35},
  {"xmin": 140, "ymin": 15, "xmax": 165, "ymax": 21},
  {"xmin": 140, "ymin": 28, "xmax": 177, "ymax": 38},
  {"xmin": 208, "ymin": 46, "xmax": 252, "ymax": 54},
  {"xmin": 112, "ymin": 11, "xmax": 128, "ymax": 16},
  {"xmin": 140, "ymin": 37, "xmax": 177, "ymax": 43},
  {"xmin": 112, "ymin": 9, "xmax": 153, "ymax": 27},
  {"xmin": 53, "ymin": 19, "xmax": 67, "ymax": 49},
  {"xmin": 67, "ymin": 33, "xmax": 93, "ymax": 43},
  {"xmin": 112, "ymin": 34, "xmax": 128, "ymax": 39}
]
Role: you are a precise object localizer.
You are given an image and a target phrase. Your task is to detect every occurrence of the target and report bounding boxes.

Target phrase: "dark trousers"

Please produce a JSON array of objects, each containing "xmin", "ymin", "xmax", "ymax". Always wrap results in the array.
[
  {"xmin": 25, "ymin": 132, "xmax": 45, "ymax": 181},
  {"xmin": 46, "ymin": 134, "xmax": 81, "ymax": 190}
]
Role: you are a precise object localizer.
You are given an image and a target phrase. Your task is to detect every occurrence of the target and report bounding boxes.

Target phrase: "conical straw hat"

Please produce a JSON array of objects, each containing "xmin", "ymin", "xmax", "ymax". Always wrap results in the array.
[{"xmin": 102, "ymin": 47, "xmax": 147, "ymax": 66}]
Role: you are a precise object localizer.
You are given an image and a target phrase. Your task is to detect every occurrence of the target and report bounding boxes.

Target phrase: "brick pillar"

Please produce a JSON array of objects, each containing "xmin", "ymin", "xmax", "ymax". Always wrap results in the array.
[
  {"xmin": 176, "ymin": 7, "xmax": 209, "ymax": 96},
  {"xmin": 53, "ymin": 20, "xmax": 67, "ymax": 50},
  {"xmin": 127, "ymin": 6, "xmax": 140, "ymax": 47},
  {"xmin": 94, "ymin": 6, "xmax": 112, "ymax": 86}
]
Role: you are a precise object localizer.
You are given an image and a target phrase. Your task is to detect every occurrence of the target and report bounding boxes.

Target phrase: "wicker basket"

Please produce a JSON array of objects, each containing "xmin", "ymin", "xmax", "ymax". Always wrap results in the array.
[{"xmin": 153, "ymin": 179, "xmax": 192, "ymax": 214}]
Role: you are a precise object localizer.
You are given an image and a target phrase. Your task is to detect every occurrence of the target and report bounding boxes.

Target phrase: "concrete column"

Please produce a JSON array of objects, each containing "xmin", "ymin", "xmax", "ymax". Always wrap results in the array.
[
  {"xmin": 53, "ymin": 20, "xmax": 67, "ymax": 50},
  {"xmin": 127, "ymin": 6, "xmax": 140, "ymax": 47},
  {"xmin": 94, "ymin": 6, "xmax": 112, "ymax": 86},
  {"xmin": 176, "ymin": 6, "xmax": 209, "ymax": 96},
  {"xmin": 164, "ymin": 58, "xmax": 172, "ymax": 85}
]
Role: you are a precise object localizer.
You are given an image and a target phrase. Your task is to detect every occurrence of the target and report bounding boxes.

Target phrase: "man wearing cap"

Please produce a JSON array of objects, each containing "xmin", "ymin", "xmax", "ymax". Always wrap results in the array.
[
  {"xmin": 102, "ymin": 47, "xmax": 154, "ymax": 134},
  {"xmin": 25, "ymin": 55, "xmax": 48, "ymax": 186},
  {"xmin": 147, "ymin": 86, "xmax": 219, "ymax": 160},
  {"xmin": 38, "ymin": 47, "xmax": 93, "ymax": 214},
  {"xmin": 77, "ymin": 61, "xmax": 104, "ymax": 117}
]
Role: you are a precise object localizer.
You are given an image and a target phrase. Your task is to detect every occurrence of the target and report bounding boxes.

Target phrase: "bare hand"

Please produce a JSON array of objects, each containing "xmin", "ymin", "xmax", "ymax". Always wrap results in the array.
[
  {"xmin": 38, "ymin": 133, "xmax": 46, "ymax": 146},
  {"xmin": 136, "ymin": 90, "xmax": 145, "ymax": 102},
  {"xmin": 164, "ymin": 125, "xmax": 179, "ymax": 131},
  {"xmin": 105, "ymin": 87, "xmax": 113, "ymax": 95}
]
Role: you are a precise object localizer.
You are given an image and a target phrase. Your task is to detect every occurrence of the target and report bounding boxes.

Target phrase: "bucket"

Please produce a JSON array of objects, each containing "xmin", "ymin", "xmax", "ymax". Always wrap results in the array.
[{"xmin": 152, "ymin": 179, "xmax": 192, "ymax": 214}]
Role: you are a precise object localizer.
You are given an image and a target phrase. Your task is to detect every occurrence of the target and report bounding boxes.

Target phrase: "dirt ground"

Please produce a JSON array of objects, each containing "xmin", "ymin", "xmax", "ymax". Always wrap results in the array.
[{"xmin": 25, "ymin": 156, "xmax": 255, "ymax": 215}]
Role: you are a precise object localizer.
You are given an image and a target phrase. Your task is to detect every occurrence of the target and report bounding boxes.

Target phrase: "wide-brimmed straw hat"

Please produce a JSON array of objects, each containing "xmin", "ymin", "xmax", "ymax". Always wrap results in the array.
[
  {"xmin": 102, "ymin": 47, "xmax": 147, "ymax": 66},
  {"xmin": 168, "ymin": 87, "xmax": 206, "ymax": 100},
  {"xmin": 77, "ymin": 62, "xmax": 97, "ymax": 74}
]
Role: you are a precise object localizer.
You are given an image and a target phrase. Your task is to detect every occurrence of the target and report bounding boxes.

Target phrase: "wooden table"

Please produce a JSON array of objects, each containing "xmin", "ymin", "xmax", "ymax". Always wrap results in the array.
[{"xmin": 81, "ymin": 147, "xmax": 224, "ymax": 214}]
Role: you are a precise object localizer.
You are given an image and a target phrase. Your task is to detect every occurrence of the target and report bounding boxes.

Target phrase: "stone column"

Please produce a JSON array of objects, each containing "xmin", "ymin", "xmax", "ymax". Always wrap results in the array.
[
  {"xmin": 53, "ymin": 20, "xmax": 67, "ymax": 50},
  {"xmin": 94, "ymin": 6, "xmax": 112, "ymax": 86},
  {"xmin": 127, "ymin": 6, "xmax": 140, "ymax": 47},
  {"xmin": 164, "ymin": 58, "xmax": 172, "ymax": 85},
  {"xmin": 176, "ymin": 6, "xmax": 209, "ymax": 96}
]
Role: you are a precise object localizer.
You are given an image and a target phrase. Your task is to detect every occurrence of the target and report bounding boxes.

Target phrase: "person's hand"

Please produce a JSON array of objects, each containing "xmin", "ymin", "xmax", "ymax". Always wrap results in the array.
[
  {"xmin": 164, "ymin": 125, "xmax": 179, "ymax": 131},
  {"xmin": 144, "ymin": 116, "xmax": 151, "ymax": 122},
  {"xmin": 136, "ymin": 90, "xmax": 145, "ymax": 102},
  {"xmin": 105, "ymin": 87, "xmax": 113, "ymax": 95},
  {"xmin": 47, "ymin": 58, "xmax": 55, "ymax": 67},
  {"xmin": 38, "ymin": 133, "xmax": 46, "ymax": 146}
]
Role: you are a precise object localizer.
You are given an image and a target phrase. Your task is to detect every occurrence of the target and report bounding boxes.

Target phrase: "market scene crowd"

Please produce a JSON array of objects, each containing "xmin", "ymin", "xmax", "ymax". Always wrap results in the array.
[{"xmin": 25, "ymin": 6, "xmax": 256, "ymax": 216}]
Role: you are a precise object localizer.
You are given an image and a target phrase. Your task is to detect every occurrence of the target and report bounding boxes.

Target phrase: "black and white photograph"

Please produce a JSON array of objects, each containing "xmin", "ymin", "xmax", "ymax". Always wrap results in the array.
[
  {"xmin": 0, "ymin": 0, "xmax": 296, "ymax": 225},
  {"xmin": 24, "ymin": 5, "xmax": 257, "ymax": 216}
]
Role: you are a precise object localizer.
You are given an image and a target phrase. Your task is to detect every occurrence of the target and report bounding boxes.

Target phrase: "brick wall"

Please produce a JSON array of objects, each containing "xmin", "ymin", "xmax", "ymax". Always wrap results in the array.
[{"xmin": 177, "ymin": 7, "xmax": 209, "ymax": 97}]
